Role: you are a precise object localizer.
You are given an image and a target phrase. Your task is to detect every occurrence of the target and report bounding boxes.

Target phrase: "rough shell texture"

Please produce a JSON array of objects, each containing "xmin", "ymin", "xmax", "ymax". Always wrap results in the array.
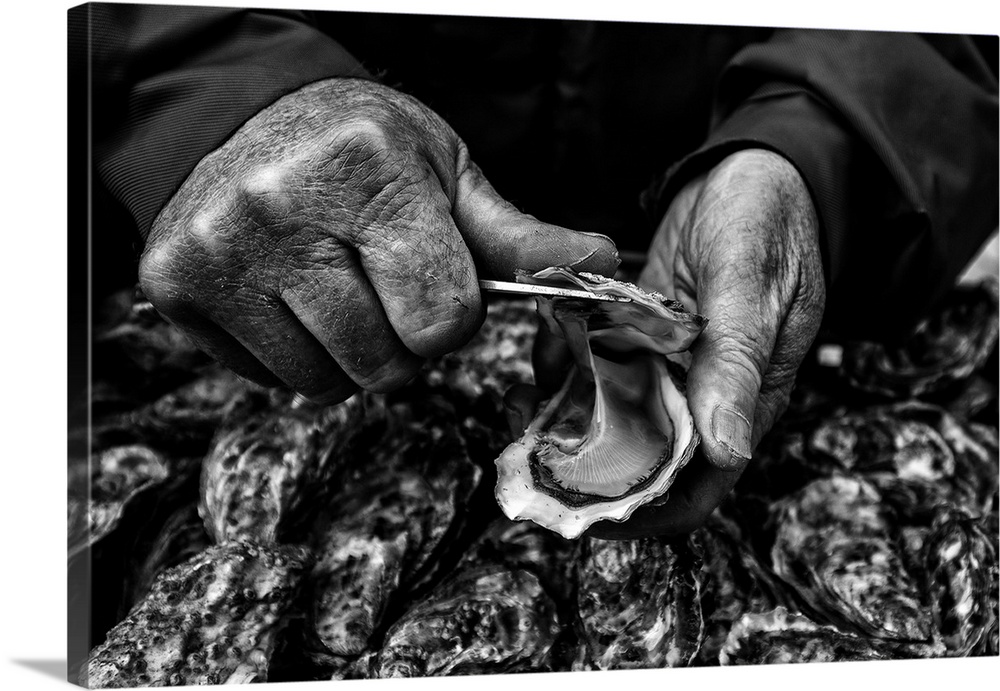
[
  {"xmin": 199, "ymin": 394, "xmax": 374, "ymax": 544},
  {"xmin": 69, "ymin": 445, "xmax": 193, "ymax": 560},
  {"xmin": 841, "ymin": 279, "xmax": 999, "ymax": 398},
  {"xmin": 922, "ymin": 508, "xmax": 998, "ymax": 656},
  {"xmin": 369, "ymin": 565, "xmax": 561, "ymax": 677},
  {"xmin": 574, "ymin": 535, "xmax": 705, "ymax": 670},
  {"xmin": 693, "ymin": 512, "xmax": 794, "ymax": 664},
  {"xmin": 308, "ymin": 399, "xmax": 482, "ymax": 657},
  {"xmin": 82, "ymin": 540, "xmax": 312, "ymax": 688},
  {"xmin": 121, "ymin": 503, "xmax": 213, "ymax": 617},
  {"xmin": 771, "ymin": 476, "xmax": 933, "ymax": 641},
  {"xmin": 457, "ymin": 518, "xmax": 578, "ymax": 608},
  {"xmin": 720, "ymin": 607, "xmax": 943, "ymax": 665},
  {"xmin": 89, "ymin": 366, "xmax": 267, "ymax": 455}
]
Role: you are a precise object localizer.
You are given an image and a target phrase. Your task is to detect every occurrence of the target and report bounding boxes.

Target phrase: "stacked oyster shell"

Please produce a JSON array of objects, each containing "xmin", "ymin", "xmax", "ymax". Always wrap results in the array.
[{"xmin": 72, "ymin": 272, "xmax": 999, "ymax": 686}]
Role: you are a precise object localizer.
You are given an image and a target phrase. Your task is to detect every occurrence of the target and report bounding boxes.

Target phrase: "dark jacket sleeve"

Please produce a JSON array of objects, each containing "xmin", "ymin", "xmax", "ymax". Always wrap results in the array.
[
  {"xmin": 645, "ymin": 30, "xmax": 999, "ymax": 342},
  {"xmin": 70, "ymin": 3, "xmax": 370, "ymax": 241}
]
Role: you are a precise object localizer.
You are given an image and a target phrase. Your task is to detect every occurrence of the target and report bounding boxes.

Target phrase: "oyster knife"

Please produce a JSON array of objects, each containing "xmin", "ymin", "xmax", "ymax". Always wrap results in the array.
[{"xmin": 479, "ymin": 279, "xmax": 632, "ymax": 303}]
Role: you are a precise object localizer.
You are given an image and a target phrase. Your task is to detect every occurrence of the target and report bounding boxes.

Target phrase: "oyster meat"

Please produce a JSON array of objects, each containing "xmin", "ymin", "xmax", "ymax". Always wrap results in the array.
[
  {"xmin": 495, "ymin": 267, "xmax": 706, "ymax": 538},
  {"xmin": 770, "ymin": 476, "xmax": 933, "ymax": 641},
  {"xmin": 574, "ymin": 534, "xmax": 705, "ymax": 670},
  {"xmin": 82, "ymin": 540, "xmax": 312, "ymax": 688}
]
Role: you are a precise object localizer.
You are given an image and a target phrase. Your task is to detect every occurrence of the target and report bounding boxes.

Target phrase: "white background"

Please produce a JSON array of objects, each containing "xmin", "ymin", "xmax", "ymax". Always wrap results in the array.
[{"xmin": 1, "ymin": 1, "xmax": 997, "ymax": 689}]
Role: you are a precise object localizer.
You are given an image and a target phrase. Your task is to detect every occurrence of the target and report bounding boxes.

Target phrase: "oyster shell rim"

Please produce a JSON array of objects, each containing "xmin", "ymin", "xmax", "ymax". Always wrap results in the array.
[{"xmin": 494, "ymin": 354, "xmax": 700, "ymax": 539}]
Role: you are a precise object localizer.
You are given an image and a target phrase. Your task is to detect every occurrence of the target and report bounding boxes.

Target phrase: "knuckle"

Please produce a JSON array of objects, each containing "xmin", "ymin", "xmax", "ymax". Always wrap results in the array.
[
  {"xmin": 235, "ymin": 166, "xmax": 296, "ymax": 228},
  {"xmin": 137, "ymin": 240, "xmax": 193, "ymax": 314}
]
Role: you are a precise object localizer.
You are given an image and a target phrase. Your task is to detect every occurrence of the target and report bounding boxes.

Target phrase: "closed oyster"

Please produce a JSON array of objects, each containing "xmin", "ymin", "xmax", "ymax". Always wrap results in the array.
[
  {"xmin": 69, "ymin": 445, "xmax": 197, "ymax": 560},
  {"xmin": 121, "ymin": 503, "xmax": 213, "ymax": 614},
  {"xmin": 720, "ymin": 607, "xmax": 943, "ymax": 665},
  {"xmin": 922, "ymin": 508, "xmax": 998, "ymax": 656},
  {"xmin": 694, "ymin": 512, "xmax": 795, "ymax": 664},
  {"xmin": 367, "ymin": 565, "xmax": 560, "ymax": 678},
  {"xmin": 841, "ymin": 280, "xmax": 999, "ymax": 399},
  {"xmin": 309, "ymin": 399, "xmax": 482, "ymax": 657},
  {"xmin": 771, "ymin": 476, "xmax": 933, "ymax": 641},
  {"xmin": 458, "ymin": 517, "xmax": 578, "ymax": 609},
  {"xmin": 199, "ymin": 393, "xmax": 375, "ymax": 544},
  {"xmin": 82, "ymin": 540, "xmax": 312, "ymax": 688},
  {"xmin": 495, "ymin": 267, "xmax": 705, "ymax": 539},
  {"xmin": 574, "ymin": 534, "xmax": 705, "ymax": 670},
  {"xmin": 89, "ymin": 365, "xmax": 266, "ymax": 455}
]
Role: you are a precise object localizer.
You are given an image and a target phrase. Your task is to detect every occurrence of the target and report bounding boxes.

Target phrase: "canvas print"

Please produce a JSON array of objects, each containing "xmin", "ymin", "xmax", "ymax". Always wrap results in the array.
[{"xmin": 67, "ymin": 2, "xmax": 999, "ymax": 687}]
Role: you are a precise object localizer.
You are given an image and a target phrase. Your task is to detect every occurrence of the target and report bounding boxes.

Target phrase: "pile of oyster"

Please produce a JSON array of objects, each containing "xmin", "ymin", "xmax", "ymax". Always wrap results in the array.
[{"xmin": 70, "ymin": 271, "xmax": 999, "ymax": 687}]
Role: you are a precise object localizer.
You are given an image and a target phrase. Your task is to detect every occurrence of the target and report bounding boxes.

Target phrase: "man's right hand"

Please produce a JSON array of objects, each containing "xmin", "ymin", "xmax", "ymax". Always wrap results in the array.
[{"xmin": 140, "ymin": 78, "xmax": 619, "ymax": 404}]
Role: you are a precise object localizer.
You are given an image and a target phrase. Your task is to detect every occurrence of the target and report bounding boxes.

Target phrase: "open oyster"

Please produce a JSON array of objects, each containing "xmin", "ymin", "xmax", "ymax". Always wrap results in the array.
[{"xmin": 495, "ymin": 267, "xmax": 706, "ymax": 539}]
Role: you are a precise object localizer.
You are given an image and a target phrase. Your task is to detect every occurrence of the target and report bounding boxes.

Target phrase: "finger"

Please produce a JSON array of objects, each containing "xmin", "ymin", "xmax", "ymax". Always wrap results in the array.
[
  {"xmin": 585, "ymin": 457, "xmax": 744, "ymax": 539},
  {"xmin": 210, "ymin": 295, "xmax": 362, "ymax": 405},
  {"xmin": 281, "ymin": 255, "xmax": 424, "ymax": 393},
  {"xmin": 452, "ymin": 156, "xmax": 620, "ymax": 279},
  {"xmin": 142, "ymin": 279, "xmax": 359, "ymax": 404},
  {"xmin": 685, "ymin": 258, "xmax": 780, "ymax": 472},
  {"xmin": 502, "ymin": 383, "xmax": 548, "ymax": 437},
  {"xmin": 354, "ymin": 167, "xmax": 485, "ymax": 359}
]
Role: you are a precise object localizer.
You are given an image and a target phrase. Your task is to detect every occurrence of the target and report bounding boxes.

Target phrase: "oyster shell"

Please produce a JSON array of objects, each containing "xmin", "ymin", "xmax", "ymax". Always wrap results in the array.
[
  {"xmin": 922, "ymin": 508, "xmax": 998, "ymax": 656},
  {"xmin": 68, "ymin": 445, "xmax": 198, "ymax": 560},
  {"xmin": 720, "ymin": 607, "xmax": 944, "ymax": 665},
  {"xmin": 367, "ymin": 564, "xmax": 560, "ymax": 677},
  {"xmin": 82, "ymin": 540, "xmax": 312, "ymax": 688},
  {"xmin": 308, "ymin": 399, "xmax": 482, "ymax": 657},
  {"xmin": 693, "ymin": 511, "xmax": 796, "ymax": 664},
  {"xmin": 89, "ymin": 365, "xmax": 267, "ymax": 456},
  {"xmin": 770, "ymin": 476, "xmax": 933, "ymax": 641},
  {"xmin": 199, "ymin": 393, "xmax": 375, "ymax": 544},
  {"xmin": 120, "ymin": 503, "xmax": 213, "ymax": 615},
  {"xmin": 574, "ymin": 534, "xmax": 705, "ymax": 670},
  {"xmin": 841, "ymin": 279, "xmax": 999, "ymax": 398},
  {"xmin": 495, "ymin": 267, "xmax": 705, "ymax": 539}
]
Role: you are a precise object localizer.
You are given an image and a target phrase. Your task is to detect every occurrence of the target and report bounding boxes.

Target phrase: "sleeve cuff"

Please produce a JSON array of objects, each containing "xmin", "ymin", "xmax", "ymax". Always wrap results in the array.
[{"xmin": 92, "ymin": 8, "xmax": 372, "ymax": 240}]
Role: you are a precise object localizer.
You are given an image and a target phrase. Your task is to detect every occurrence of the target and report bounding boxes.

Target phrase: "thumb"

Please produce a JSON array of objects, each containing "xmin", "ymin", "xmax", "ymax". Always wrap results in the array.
[
  {"xmin": 685, "ymin": 284, "xmax": 775, "ymax": 473},
  {"xmin": 451, "ymin": 159, "xmax": 620, "ymax": 279}
]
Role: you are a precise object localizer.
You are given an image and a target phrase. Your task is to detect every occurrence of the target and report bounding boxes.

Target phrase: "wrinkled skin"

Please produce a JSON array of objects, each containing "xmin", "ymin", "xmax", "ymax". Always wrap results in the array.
[
  {"xmin": 140, "ymin": 77, "xmax": 618, "ymax": 405},
  {"xmin": 509, "ymin": 149, "xmax": 826, "ymax": 537}
]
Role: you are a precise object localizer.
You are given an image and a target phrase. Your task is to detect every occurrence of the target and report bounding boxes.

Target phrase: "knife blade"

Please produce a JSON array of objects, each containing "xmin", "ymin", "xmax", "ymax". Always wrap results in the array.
[{"xmin": 478, "ymin": 279, "xmax": 632, "ymax": 303}]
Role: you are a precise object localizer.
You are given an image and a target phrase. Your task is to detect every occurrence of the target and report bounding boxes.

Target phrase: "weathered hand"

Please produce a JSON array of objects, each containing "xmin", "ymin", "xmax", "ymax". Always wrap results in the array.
[
  {"xmin": 140, "ymin": 78, "xmax": 618, "ymax": 404},
  {"xmin": 506, "ymin": 149, "xmax": 826, "ymax": 538}
]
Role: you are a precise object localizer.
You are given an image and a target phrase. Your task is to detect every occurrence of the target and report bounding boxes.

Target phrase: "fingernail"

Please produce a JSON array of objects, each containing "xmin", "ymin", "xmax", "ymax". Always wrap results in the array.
[
  {"xmin": 711, "ymin": 404, "xmax": 752, "ymax": 470},
  {"xmin": 578, "ymin": 231, "xmax": 614, "ymax": 242}
]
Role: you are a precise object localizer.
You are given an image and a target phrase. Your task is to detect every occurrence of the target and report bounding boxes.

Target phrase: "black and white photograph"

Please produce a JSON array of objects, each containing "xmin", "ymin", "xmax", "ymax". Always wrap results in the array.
[{"xmin": 59, "ymin": 1, "xmax": 998, "ymax": 688}]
